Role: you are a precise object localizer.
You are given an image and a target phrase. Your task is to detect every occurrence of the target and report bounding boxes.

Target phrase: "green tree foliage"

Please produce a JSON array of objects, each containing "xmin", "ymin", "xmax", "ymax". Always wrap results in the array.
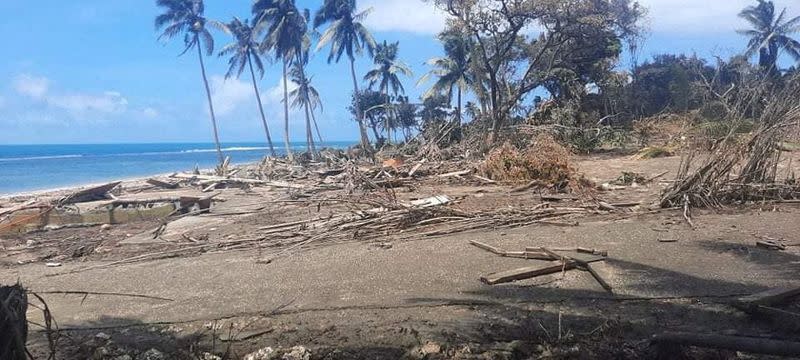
[
  {"xmin": 738, "ymin": 0, "xmax": 800, "ymax": 76},
  {"xmin": 253, "ymin": 0, "xmax": 310, "ymax": 160},
  {"xmin": 155, "ymin": 0, "xmax": 227, "ymax": 164},
  {"xmin": 419, "ymin": 29, "xmax": 474, "ymax": 126},
  {"xmin": 219, "ymin": 17, "xmax": 277, "ymax": 157},
  {"xmin": 364, "ymin": 41, "xmax": 413, "ymax": 143},
  {"xmin": 314, "ymin": 0, "xmax": 377, "ymax": 151}
]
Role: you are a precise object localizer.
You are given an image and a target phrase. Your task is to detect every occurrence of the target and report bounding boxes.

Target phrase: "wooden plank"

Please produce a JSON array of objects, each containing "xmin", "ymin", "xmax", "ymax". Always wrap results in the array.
[
  {"xmin": 581, "ymin": 263, "xmax": 613, "ymax": 294},
  {"xmin": 469, "ymin": 240, "xmax": 505, "ymax": 255},
  {"xmin": 146, "ymin": 178, "xmax": 179, "ymax": 189},
  {"xmin": 481, "ymin": 261, "xmax": 576, "ymax": 285},
  {"xmin": 62, "ymin": 181, "xmax": 121, "ymax": 204}
]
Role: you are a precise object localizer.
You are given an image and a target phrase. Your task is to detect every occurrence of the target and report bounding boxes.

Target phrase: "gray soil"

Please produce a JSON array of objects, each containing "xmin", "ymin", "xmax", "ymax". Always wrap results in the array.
[{"xmin": 2, "ymin": 153, "xmax": 799, "ymax": 359}]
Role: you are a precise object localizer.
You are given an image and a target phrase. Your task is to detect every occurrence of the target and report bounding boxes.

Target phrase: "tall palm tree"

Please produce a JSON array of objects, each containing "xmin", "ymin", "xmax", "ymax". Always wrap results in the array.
[
  {"xmin": 418, "ymin": 31, "xmax": 473, "ymax": 127},
  {"xmin": 219, "ymin": 17, "xmax": 277, "ymax": 157},
  {"xmin": 738, "ymin": 0, "xmax": 800, "ymax": 75},
  {"xmin": 253, "ymin": 0, "xmax": 309, "ymax": 161},
  {"xmin": 289, "ymin": 53, "xmax": 323, "ymax": 156},
  {"xmin": 155, "ymin": 0, "xmax": 227, "ymax": 164},
  {"xmin": 364, "ymin": 40, "xmax": 412, "ymax": 143},
  {"xmin": 314, "ymin": 0, "xmax": 376, "ymax": 152}
]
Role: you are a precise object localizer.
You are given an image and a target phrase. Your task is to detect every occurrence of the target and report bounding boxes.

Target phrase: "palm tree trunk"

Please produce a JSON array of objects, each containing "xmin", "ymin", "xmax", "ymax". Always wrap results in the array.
[
  {"xmin": 310, "ymin": 110, "xmax": 323, "ymax": 143},
  {"xmin": 282, "ymin": 59, "xmax": 293, "ymax": 161},
  {"xmin": 384, "ymin": 82, "xmax": 391, "ymax": 144},
  {"xmin": 304, "ymin": 102, "xmax": 316, "ymax": 158},
  {"xmin": 349, "ymin": 58, "xmax": 373, "ymax": 153},
  {"xmin": 456, "ymin": 86, "xmax": 462, "ymax": 127},
  {"xmin": 197, "ymin": 43, "xmax": 224, "ymax": 164},
  {"xmin": 248, "ymin": 54, "xmax": 276, "ymax": 157}
]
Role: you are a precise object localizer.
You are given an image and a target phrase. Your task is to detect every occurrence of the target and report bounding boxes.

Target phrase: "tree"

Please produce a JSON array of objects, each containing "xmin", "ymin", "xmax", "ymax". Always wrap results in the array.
[
  {"xmin": 155, "ymin": 0, "xmax": 227, "ymax": 164},
  {"xmin": 289, "ymin": 52, "xmax": 323, "ymax": 156},
  {"xmin": 419, "ymin": 29, "xmax": 473, "ymax": 127},
  {"xmin": 253, "ymin": 0, "xmax": 310, "ymax": 161},
  {"xmin": 219, "ymin": 17, "xmax": 277, "ymax": 157},
  {"xmin": 738, "ymin": 0, "xmax": 800, "ymax": 76},
  {"xmin": 349, "ymin": 89, "xmax": 386, "ymax": 145},
  {"xmin": 364, "ymin": 40, "xmax": 412, "ymax": 142},
  {"xmin": 314, "ymin": 0, "xmax": 377, "ymax": 152},
  {"xmin": 429, "ymin": 0, "xmax": 644, "ymax": 142}
]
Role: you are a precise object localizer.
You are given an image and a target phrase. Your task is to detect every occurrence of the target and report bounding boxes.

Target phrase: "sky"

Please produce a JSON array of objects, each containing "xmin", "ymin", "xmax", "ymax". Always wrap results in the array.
[{"xmin": 0, "ymin": 0, "xmax": 798, "ymax": 145}]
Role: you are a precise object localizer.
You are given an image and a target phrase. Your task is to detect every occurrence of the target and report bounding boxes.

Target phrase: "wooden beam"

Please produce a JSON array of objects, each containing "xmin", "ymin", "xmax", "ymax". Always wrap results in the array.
[{"xmin": 481, "ymin": 261, "xmax": 576, "ymax": 285}]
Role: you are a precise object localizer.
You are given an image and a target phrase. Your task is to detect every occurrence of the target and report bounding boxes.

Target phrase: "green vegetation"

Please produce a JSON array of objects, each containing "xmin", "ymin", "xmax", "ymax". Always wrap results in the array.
[{"xmin": 153, "ymin": 0, "xmax": 800, "ymax": 163}]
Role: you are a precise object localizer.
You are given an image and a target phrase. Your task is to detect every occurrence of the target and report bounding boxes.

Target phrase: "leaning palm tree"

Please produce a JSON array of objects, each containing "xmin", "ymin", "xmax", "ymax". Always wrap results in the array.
[
  {"xmin": 364, "ymin": 40, "xmax": 412, "ymax": 143},
  {"xmin": 418, "ymin": 31, "xmax": 473, "ymax": 127},
  {"xmin": 155, "ymin": 0, "xmax": 227, "ymax": 164},
  {"xmin": 738, "ymin": 0, "xmax": 800, "ymax": 75},
  {"xmin": 218, "ymin": 17, "xmax": 276, "ymax": 157},
  {"xmin": 314, "ymin": 0, "xmax": 376, "ymax": 152},
  {"xmin": 253, "ymin": 0, "xmax": 309, "ymax": 161},
  {"xmin": 289, "ymin": 53, "xmax": 323, "ymax": 156}
]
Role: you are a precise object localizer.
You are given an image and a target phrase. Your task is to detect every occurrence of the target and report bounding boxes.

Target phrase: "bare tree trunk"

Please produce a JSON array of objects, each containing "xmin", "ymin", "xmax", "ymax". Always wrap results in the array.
[
  {"xmin": 310, "ymin": 110, "xmax": 323, "ymax": 143},
  {"xmin": 248, "ymin": 54, "xmax": 276, "ymax": 157},
  {"xmin": 197, "ymin": 44, "xmax": 224, "ymax": 164},
  {"xmin": 350, "ymin": 58, "xmax": 373, "ymax": 152},
  {"xmin": 384, "ymin": 81, "xmax": 392, "ymax": 144},
  {"xmin": 282, "ymin": 59, "xmax": 293, "ymax": 161},
  {"xmin": 456, "ymin": 86, "xmax": 462, "ymax": 127},
  {"xmin": 304, "ymin": 102, "xmax": 316, "ymax": 158}
]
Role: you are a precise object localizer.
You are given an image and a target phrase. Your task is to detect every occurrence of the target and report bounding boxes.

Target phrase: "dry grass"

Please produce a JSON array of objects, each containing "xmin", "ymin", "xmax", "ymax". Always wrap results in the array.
[{"xmin": 480, "ymin": 134, "xmax": 582, "ymax": 189}]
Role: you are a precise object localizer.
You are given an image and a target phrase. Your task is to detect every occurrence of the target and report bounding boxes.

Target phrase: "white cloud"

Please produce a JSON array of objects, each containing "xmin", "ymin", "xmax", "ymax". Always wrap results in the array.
[
  {"xmin": 142, "ymin": 107, "xmax": 159, "ymax": 119},
  {"xmin": 359, "ymin": 0, "xmax": 796, "ymax": 37},
  {"xmin": 14, "ymin": 74, "xmax": 49, "ymax": 99},
  {"xmin": 210, "ymin": 75, "xmax": 253, "ymax": 116},
  {"xmin": 361, "ymin": 0, "xmax": 447, "ymax": 35},
  {"xmin": 48, "ymin": 91, "xmax": 128, "ymax": 114}
]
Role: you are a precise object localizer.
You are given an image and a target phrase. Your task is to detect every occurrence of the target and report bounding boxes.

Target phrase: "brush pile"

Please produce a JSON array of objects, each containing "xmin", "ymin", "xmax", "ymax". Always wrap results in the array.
[
  {"xmin": 481, "ymin": 134, "xmax": 583, "ymax": 191},
  {"xmin": 661, "ymin": 77, "xmax": 800, "ymax": 208}
]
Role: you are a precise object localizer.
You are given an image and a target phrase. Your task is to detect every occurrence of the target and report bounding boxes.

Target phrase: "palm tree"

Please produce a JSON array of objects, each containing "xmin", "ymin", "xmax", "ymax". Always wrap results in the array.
[
  {"xmin": 219, "ymin": 17, "xmax": 276, "ymax": 157},
  {"xmin": 738, "ymin": 0, "xmax": 800, "ymax": 75},
  {"xmin": 289, "ymin": 53, "xmax": 323, "ymax": 156},
  {"xmin": 314, "ymin": 0, "xmax": 376, "ymax": 152},
  {"xmin": 253, "ymin": 0, "xmax": 309, "ymax": 161},
  {"xmin": 418, "ymin": 31, "xmax": 473, "ymax": 127},
  {"xmin": 364, "ymin": 41, "xmax": 412, "ymax": 142},
  {"xmin": 155, "ymin": 0, "xmax": 227, "ymax": 164}
]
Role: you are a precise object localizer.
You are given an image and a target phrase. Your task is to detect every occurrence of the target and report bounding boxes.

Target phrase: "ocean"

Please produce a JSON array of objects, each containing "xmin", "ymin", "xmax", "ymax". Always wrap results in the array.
[{"xmin": 0, "ymin": 142, "xmax": 352, "ymax": 195}]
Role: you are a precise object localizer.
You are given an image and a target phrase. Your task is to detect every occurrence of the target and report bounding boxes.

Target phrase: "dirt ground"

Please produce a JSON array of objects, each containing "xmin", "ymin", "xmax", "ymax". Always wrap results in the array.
[{"xmin": 2, "ymin": 152, "xmax": 800, "ymax": 359}]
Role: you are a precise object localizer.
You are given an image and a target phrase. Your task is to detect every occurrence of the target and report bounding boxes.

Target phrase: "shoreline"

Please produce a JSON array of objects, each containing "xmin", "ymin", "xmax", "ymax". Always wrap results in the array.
[{"xmin": 0, "ymin": 160, "xmax": 260, "ymax": 200}]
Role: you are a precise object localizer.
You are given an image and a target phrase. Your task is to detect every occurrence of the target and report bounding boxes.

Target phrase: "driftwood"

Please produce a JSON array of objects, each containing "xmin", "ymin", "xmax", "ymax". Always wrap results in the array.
[
  {"xmin": 0, "ymin": 284, "xmax": 28, "ymax": 360},
  {"xmin": 61, "ymin": 181, "xmax": 121, "ymax": 204},
  {"xmin": 146, "ymin": 178, "xmax": 179, "ymax": 189},
  {"xmin": 481, "ymin": 261, "xmax": 577, "ymax": 285},
  {"xmin": 651, "ymin": 332, "xmax": 800, "ymax": 357}
]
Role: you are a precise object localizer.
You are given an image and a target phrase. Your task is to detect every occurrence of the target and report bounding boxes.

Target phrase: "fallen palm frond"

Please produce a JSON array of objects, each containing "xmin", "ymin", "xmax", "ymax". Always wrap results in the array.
[{"xmin": 661, "ymin": 77, "xmax": 800, "ymax": 208}]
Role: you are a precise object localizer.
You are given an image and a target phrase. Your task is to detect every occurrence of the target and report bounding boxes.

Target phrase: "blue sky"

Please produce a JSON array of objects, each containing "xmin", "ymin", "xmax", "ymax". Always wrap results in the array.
[{"xmin": 0, "ymin": 0, "xmax": 797, "ymax": 145}]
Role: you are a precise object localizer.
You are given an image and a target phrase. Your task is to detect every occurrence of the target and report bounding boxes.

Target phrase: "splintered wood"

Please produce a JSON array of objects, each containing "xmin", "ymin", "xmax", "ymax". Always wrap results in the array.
[{"xmin": 472, "ymin": 240, "xmax": 612, "ymax": 293}]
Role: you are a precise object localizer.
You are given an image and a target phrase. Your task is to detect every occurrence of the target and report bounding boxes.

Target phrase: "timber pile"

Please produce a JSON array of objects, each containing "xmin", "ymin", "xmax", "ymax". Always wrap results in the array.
[
  {"xmin": 0, "ymin": 284, "xmax": 28, "ymax": 360},
  {"xmin": 471, "ymin": 241, "xmax": 612, "ymax": 292},
  {"xmin": 661, "ymin": 80, "xmax": 800, "ymax": 209}
]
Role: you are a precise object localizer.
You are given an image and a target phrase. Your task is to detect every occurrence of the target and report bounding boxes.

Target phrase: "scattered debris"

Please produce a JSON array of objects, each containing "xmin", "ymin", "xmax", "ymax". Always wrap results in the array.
[
  {"xmin": 0, "ymin": 284, "xmax": 27, "ymax": 360},
  {"xmin": 60, "ymin": 181, "xmax": 121, "ymax": 204}
]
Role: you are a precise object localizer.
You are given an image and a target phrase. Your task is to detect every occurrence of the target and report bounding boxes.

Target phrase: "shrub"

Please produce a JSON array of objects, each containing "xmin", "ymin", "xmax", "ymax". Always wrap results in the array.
[{"xmin": 481, "ymin": 135, "xmax": 581, "ymax": 190}]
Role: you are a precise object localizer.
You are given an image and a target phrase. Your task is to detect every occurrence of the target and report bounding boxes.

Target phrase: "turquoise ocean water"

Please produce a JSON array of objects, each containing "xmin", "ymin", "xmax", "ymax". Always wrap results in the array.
[{"xmin": 0, "ymin": 142, "xmax": 351, "ymax": 195}]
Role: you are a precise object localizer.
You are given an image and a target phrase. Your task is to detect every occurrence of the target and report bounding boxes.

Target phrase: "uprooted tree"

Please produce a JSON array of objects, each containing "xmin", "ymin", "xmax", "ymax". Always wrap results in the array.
[{"xmin": 427, "ymin": 0, "xmax": 645, "ymax": 142}]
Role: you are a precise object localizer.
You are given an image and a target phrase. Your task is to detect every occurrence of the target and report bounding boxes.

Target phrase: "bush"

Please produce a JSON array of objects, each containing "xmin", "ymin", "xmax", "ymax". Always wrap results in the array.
[
  {"xmin": 481, "ymin": 135, "xmax": 582, "ymax": 190},
  {"xmin": 699, "ymin": 101, "xmax": 729, "ymax": 122}
]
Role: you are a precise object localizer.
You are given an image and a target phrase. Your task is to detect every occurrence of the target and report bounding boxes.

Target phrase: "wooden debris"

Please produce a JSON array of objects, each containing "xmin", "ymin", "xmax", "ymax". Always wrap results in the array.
[
  {"xmin": 651, "ymin": 332, "xmax": 800, "ymax": 357},
  {"xmin": 410, "ymin": 195, "xmax": 451, "ymax": 208},
  {"xmin": 60, "ymin": 181, "xmax": 121, "ymax": 204},
  {"xmin": 469, "ymin": 240, "xmax": 505, "ymax": 255},
  {"xmin": 437, "ymin": 169, "xmax": 473, "ymax": 178},
  {"xmin": 0, "ymin": 284, "xmax": 28, "ymax": 360},
  {"xmin": 146, "ymin": 178, "xmax": 179, "ymax": 189},
  {"xmin": 756, "ymin": 240, "xmax": 786, "ymax": 250},
  {"xmin": 579, "ymin": 262, "xmax": 613, "ymax": 294},
  {"xmin": 481, "ymin": 261, "xmax": 577, "ymax": 285}
]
